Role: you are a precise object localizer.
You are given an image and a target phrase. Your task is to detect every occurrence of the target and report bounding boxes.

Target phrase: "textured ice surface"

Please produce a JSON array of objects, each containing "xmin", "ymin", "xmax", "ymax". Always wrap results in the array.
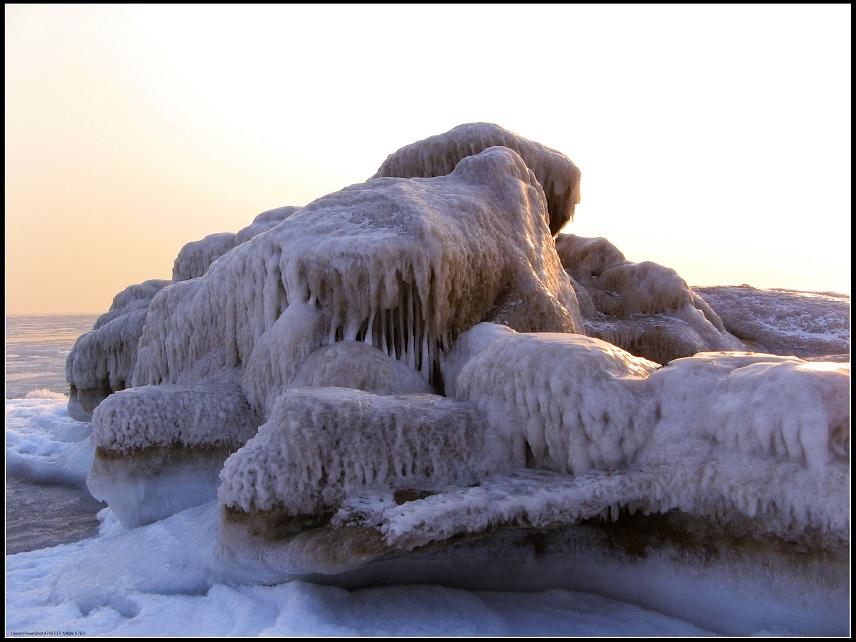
[
  {"xmin": 292, "ymin": 341, "xmax": 434, "ymax": 394},
  {"xmin": 443, "ymin": 323, "xmax": 659, "ymax": 475},
  {"xmin": 87, "ymin": 382, "xmax": 261, "ymax": 526},
  {"xmin": 6, "ymin": 396, "xmax": 94, "ymax": 488},
  {"xmin": 6, "ymin": 502, "xmax": 723, "ymax": 636},
  {"xmin": 133, "ymin": 147, "xmax": 582, "ymax": 409},
  {"xmin": 695, "ymin": 285, "xmax": 850, "ymax": 357},
  {"xmin": 91, "ymin": 383, "xmax": 259, "ymax": 453},
  {"xmin": 556, "ymin": 233, "xmax": 742, "ymax": 363},
  {"xmin": 172, "ymin": 232, "xmax": 237, "ymax": 282},
  {"xmin": 444, "ymin": 324, "xmax": 850, "ymax": 543},
  {"xmin": 65, "ymin": 279, "xmax": 170, "ymax": 420},
  {"xmin": 172, "ymin": 207, "xmax": 301, "ymax": 282},
  {"xmin": 219, "ymin": 387, "xmax": 511, "ymax": 516},
  {"xmin": 374, "ymin": 122, "xmax": 581, "ymax": 235},
  {"xmin": 234, "ymin": 206, "xmax": 301, "ymax": 246}
]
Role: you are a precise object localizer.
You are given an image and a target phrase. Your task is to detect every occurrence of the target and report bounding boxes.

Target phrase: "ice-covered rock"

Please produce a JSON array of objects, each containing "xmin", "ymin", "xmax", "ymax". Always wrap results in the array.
[
  {"xmin": 292, "ymin": 342, "xmax": 434, "ymax": 395},
  {"xmin": 172, "ymin": 208, "xmax": 301, "ymax": 283},
  {"xmin": 374, "ymin": 123, "xmax": 581, "ymax": 235},
  {"xmin": 556, "ymin": 233, "xmax": 742, "ymax": 363},
  {"xmin": 439, "ymin": 324, "xmax": 849, "ymax": 545},
  {"xmin": 132, "ymin": 147, "xmax": 583, "ymax": 410},
  {"xmin": 219, "ymin": 387, "xmax": 511, "ymax": 518},
  {"xmin": 65, "ymin": 279, "xmax": 170, "ymax": 421},
  {"xmin": 442, "ymin": 323, "xmax": 659, "ymax": 475},
  {"xmin": 88, "ymin": 382, "xmax": 260, "ymax": 527},
  {"xmin": 234, "ymin": 205, "xmax": 301, "ymax": 246},
  {"xmin": 172, "ymin": 232, "xmax": 237, "ymax": 282},
  {"xmin": 695, "ymin": 285, "xmax": 850, "ymax": 357},
  {"xmin": 217, "ymin": 386, "xmax": 513, "ymax": 573}
]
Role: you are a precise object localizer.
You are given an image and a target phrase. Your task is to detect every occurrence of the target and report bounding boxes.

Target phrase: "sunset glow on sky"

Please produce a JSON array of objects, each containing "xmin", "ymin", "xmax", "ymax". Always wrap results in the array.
[{"xmin": 5, "ymin": 5, "xmax": 851, "ymax": 314}]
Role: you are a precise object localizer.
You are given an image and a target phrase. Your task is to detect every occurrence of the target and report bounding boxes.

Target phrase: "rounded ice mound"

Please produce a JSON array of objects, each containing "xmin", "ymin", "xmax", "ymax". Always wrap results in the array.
[
  {"xmin": 291, "ymin": 342, "xmax": 434, "ymax": 395},
  {"xmin": 374, "ymin": 123, "xmax": 581, "ymax": 236},
  {"xmin": 556, "ymin": 233, "xmax": 742, "ymax": 363},
  {"xmin": 172, "ymin": 232, "xmax": 238, "ymax": 282},
  {"xmin": 234, "ymin": 205, "xmax": 301, "ymax": 245},
  {"xmin": 132, "ymin": 146, "xmax": 583, "ymax": 410},
  {"xmin": 443, "ymin": 323, "xmax": 660, "ymax": 474}
]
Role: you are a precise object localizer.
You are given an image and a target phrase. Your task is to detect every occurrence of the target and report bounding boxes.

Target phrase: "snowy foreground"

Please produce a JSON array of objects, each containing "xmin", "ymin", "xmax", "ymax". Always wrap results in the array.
[
  {"xmin": 12, "ymin": 123, "xmax": 850, "ymax": 636},
  {"xmin": 6, "ymin": 398, "xmax": 715, "ymax": 636}
]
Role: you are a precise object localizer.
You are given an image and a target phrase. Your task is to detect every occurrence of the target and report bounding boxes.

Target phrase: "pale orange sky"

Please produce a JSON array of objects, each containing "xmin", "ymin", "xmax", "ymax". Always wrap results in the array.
[{"xmin": 5, "ymin": 5, "xmax": 851, "ymax": 314}]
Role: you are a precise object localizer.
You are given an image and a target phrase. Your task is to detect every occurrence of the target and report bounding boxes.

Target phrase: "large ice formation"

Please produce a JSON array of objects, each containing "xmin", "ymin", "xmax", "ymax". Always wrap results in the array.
[
  {"xmin": 556, "ymin": 233, "xmax": 744, "ymax": 363},
  {"xmin": 60, "ymin": 123, "xmax": 849, "ymax": 634},
  {"xmin": 374, "ymin": 123, "xmax": 581, "ymax": 235},
  {"xmin": 131, "ymin": 146, "xmax": 582, "ymax": 408}
]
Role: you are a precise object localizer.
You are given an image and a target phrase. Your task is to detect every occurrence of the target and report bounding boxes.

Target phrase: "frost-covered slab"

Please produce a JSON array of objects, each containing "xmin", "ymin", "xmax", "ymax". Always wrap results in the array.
[
  {"xmin": 374, "ymin": 122, "xmax": 581, "ymax": 235},
  {"xmin": 219, "ymin": 387, "xmax": 513, "ymax": 518},
  {"xmin": 556, "ymin": 234, "xmax": 742, "ymax": 363},
  {"xmin": 133, "ymin": 147, "xmax": 582, "ymax": 410},
  {"xmin": 88, "ymin": 383, "xmax": 261, "ymax": 526},
  {"xmin": 694, "ymin": 285, "xmax": 850, "ymax": 357}
]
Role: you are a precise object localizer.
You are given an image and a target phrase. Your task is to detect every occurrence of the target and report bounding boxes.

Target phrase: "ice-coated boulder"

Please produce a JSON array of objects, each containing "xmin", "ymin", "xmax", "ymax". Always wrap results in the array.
[
  {"xmin": 217, "ymin": 387, "xmax": 514, "ymax": 574},
  {"xmin": 132, "ymin": 147, "xmax": 583, "ymax": 413},
  {"xmin": 234, "ymin": 205, "xmax": 301, "ymax": 246},
  {"xmin": 374, "ymin": 123, "xmax": 581, "ymax": 236},
  {"xmin": 65, "ymin": 278, "xmax": 170, "ymax": 421},
  {"xmin": 172, "ymin": 232, "xmax": 237, "ymax": 282},
  {"xmin": 556, "ymin": 233, "xmax": 743, "ymax": 363},
  {"xmin": 88, "ymin": 382, "xmax": 260, "ymax": 527}
]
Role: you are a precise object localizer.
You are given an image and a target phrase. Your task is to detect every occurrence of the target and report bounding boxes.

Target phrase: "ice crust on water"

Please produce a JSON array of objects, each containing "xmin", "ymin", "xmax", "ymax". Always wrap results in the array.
[
  {"xmin": 219, "ymin": 387, "xmax": 512, "ymax": 515},
  {"xmin": 6, "ymin": 502, "xmax": 721, "ymax": 636},
  {"xmin": 374, "ymin": 122, "xmax": 581, "ymax": 236},
  {"xmin": 86, "ymin": 382, "xmax": 262, "ymax": 526},
  {"xmin": 555, "ymin": 233, "xmax": 743, "ymax": 363},
  {"xmin": 132, "ymin": 147, "xmax": 582, "ymax": 408}
]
